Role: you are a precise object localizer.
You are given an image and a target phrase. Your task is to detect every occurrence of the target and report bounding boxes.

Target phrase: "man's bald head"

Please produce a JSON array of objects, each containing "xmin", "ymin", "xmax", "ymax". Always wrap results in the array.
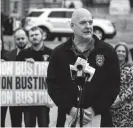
[
  {"xmin": 14, "ymin": 28, "xmax": 27, "ymax": 37},
  {"xmin": 71, "ymin": 8, "xmax": 92, "ymax": 24},
  {"xmin": 14, "ymin": 28, "xmax": 28, "ymax": 49},
  {"xmin": 70, "ymin": 8, "xmax": 93, "ymax": 40}
]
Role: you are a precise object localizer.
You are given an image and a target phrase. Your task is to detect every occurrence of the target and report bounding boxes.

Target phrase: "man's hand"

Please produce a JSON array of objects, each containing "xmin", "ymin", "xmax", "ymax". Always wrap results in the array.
[
  {"xmin": 25, "ymin": 58, "xmax": 35, "ymax": 63},
  {"xmin": 69, "ymin": 107, "xmax": 78, "ymax": 118},
  {"xmin": 82, "ymin": 111, "xmax": 92, "ymax": 125},
  {"xmin": 112, "ymin": 95, "xmax": 122, "ymax": 108},
  {"xmin": 83, "ymin": 107, "xmax": 95, "ymax": 125},
  {"xmin": 0, "ymin": 59, "xmax": 5, "ymax": 62}
]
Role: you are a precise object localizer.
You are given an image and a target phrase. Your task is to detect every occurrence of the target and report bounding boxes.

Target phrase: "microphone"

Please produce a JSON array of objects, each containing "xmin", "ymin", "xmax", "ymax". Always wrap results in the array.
[
  {"xmin": 76, "ymin": 65, "xmax": 83, "ymax": 76},
  {"xmin": 84, "ymin": 64, "xmax": 95, "ymax": 82},
  {"xmin": 69, "ymin": 57, "xmax": 95, "ymax": 83},
  {"xmin": 74, "ymin": 57, "xmax": 87, "ymax": 71},
  {"xmin": 76, "ymin": 64, "xmax": 85, "ymax": 86},
  {"xmin": 69, "ymin": 57, "xmax": 96, "ymax": 127}
]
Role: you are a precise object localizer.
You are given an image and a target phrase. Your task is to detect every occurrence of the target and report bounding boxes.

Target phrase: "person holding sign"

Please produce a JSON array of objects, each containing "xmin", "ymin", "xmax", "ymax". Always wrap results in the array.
[
  {"xmin": 17, "ymin": 26, "xmax": 52, "ymax": 127},
  {"xmin": 1, "ymin": 28, "xmax": 28, "ymax": 127},
  {"xmin": 1, "ymin": 38, "xmax": 8, "ymax": 127},
  {"xmin": 4, "ymin": 28, "xmax": 28, "ymax": 61},
  {"xmin": 47, "ymin": 8, "xmax": 120, "ymax": 127}
]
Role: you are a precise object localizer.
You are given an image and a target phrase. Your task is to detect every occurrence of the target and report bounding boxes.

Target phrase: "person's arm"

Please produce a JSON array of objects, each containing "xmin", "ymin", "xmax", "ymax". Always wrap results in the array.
[
  {"xmin": 91, "ymin": 46, "xmax": 120, "ymax": 114},
  {"xmin": 119, "ymin": 66, "xmax": 133, "ymax": 101},
  {"xmin": 120, "ymin": 86, "xmax": 133, "ymax": 101},
  {"xmin": 47, "ymin": 49, "xmax": 75, "ymax": 114}
]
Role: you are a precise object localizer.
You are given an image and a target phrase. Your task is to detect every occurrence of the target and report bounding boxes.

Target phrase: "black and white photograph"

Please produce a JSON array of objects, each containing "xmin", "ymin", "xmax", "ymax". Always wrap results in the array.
[{"xmin": 1, "ymin": 0, "xmax": 133, "ymax": 127}]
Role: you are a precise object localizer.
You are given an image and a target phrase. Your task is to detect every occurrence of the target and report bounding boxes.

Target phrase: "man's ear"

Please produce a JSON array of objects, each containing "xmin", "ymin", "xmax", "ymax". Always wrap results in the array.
[{"xmin": 70, "ymin": 23, "xmax": 74, "ymax": 30}]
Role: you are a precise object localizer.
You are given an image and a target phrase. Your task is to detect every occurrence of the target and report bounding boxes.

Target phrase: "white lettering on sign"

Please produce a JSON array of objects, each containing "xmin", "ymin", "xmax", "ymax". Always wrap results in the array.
[{"xmin": 0, "ymin": 62, "xmax": 13, "ymax": 76}]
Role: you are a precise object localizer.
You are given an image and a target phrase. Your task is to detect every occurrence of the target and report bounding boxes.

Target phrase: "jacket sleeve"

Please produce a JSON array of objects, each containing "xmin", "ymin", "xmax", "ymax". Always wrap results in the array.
[
  {"xmin": 119, "ymin": 66, "xmax": 133, "ymax": 101},
  {"xmin": 92, "ymin": 47, "xmax": 120, "ymax": 114},
  {"xmin": 46, "ymin": 50, "xmax": 74, "ymax": 114}
]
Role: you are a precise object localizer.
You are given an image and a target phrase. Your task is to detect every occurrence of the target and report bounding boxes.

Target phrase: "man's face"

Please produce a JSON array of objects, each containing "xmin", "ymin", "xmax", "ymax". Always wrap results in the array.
[
  {"xmin": 28, "ymin": 29, "xmax": 43, "ymax": 46},
  {"xmin": 71, "ymin": 10, "xmax": 93, "ymax": 40},
  {"xmin": 14, "ymin": 30, "xmax": 27, "ymax": 49}
]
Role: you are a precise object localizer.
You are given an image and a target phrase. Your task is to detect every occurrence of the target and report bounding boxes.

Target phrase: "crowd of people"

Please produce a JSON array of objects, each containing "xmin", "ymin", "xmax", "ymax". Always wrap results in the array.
[
  {"xmin": 1, "ymin": 27, "xmax": 52, "ymax": 127},
  {"xmin": 1, "ymin": 8, "xmax": 133, "ymax": 127}
]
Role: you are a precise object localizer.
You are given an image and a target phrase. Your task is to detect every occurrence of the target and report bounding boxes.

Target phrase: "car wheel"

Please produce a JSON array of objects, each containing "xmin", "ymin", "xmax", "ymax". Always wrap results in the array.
[{"xmin": 93, "ymin": 27, "xmax": 105, "ymax": 40}]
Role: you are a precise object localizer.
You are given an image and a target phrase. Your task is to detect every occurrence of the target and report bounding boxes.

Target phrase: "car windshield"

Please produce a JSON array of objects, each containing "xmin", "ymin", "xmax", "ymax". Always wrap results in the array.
[{"xmin": 28, "ymin": 11, "xmax": 44, "ymax": 17}]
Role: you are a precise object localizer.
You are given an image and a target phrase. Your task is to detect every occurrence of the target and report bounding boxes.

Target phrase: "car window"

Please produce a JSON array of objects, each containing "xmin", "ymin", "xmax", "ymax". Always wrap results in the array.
[
  {"xmin": 65, "ymin": 11, "xmax": 73, "ymax": 18},
  {"xmin": 28, "ymin": 11, "xmax": 44, "ymax": 17},
  {"xmin": 48, "ymin": 11, "xmax": 65, "ymax": 18}
]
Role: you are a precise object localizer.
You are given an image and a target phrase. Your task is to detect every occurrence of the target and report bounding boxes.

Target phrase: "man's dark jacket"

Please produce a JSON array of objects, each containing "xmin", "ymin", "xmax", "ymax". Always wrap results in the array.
[
  {"xmin": 47, "ymin": 35, "xmax": 120, "ymax": 127},
  {"xmin": 2, "ymin": 48, "xmax": 24, "ymax": 127},
  {"xmin": 3, "ymin": 49, "xmax": 18, "ymax": 61},
  {"xmin": 16, "ymin": 46, "xmax": 52, "ymax": 61}
]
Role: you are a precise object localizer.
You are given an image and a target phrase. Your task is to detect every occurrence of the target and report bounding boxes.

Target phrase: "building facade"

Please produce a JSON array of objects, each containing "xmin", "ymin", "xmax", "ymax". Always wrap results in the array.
[
  {"xmin": 1, "ymin": 0, "xmax": 132, "ymax": 17},
  {"xmin": 1, "ymin": 0, "xmax": 62, "ymax": 17}
]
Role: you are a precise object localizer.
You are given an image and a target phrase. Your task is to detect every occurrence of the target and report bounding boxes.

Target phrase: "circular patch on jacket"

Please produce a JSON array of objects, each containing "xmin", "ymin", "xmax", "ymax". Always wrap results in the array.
[{"xmin": 96, "ymin": 54, "xmax": 105, "ymax": 67}]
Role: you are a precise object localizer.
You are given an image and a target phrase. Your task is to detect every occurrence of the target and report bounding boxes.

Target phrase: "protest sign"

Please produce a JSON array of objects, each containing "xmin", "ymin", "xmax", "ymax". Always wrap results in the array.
[{"xmin": 0, "ymin": 61, "xmax": 54, "ymax": 107}]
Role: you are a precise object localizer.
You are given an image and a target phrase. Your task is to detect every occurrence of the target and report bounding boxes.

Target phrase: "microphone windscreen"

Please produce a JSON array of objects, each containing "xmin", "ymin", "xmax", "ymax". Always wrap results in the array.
[{"xmin": 77, "ymin": 65, "xmax": 83, "ymax": 71}]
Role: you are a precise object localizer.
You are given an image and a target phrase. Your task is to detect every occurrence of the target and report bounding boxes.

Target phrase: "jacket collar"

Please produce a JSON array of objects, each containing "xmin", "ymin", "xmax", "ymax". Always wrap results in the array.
[{"xmin": 63, "ymin": 35, "xmax": 102, "ymax": 52}]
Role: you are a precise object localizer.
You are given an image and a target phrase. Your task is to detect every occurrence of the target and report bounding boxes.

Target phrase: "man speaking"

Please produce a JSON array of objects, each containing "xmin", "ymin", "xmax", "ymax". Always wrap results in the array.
[{"xmin": 47, "ymin": 8, "xmax": 120, "ymax": 127}]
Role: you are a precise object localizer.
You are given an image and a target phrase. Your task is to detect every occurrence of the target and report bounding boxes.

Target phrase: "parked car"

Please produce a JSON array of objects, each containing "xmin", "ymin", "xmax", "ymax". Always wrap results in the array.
[{"xmin": 24, "ymin": 8, "xmax": 116, "ymax": 40}]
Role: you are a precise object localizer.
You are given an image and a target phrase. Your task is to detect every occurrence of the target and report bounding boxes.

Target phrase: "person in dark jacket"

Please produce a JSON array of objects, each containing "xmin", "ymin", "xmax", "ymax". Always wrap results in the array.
[
  {"xmin": 0, "ymin": 38, "xmax": 8, "ymax": 127},
  {"xmin": 47, "ymin": 8, "xmax": 120, "ymax": 127},
  {"xmin": 17, "ymin": 26, "xmax": 52, "ymax": 127},
  {"xmin": 1, "ymin": 28, "xmax": 28, "ymax": 127},
  {"xmin": 4, "ymin": 28, "xmax": 28, "ymax": 61},
  {"xmin": 9, "ymin": 28, "xmax": 28, "ymax": 127}
]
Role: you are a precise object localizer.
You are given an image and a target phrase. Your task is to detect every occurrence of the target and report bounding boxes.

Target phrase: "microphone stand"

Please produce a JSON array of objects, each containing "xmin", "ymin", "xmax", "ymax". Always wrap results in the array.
[
  {"xmin": 76, "ymin": 76, "xmax": 85, "ymax": 127},
  {"xmin": 71, "ymin": 64, "xmax": 86, "ymax": 127}
]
